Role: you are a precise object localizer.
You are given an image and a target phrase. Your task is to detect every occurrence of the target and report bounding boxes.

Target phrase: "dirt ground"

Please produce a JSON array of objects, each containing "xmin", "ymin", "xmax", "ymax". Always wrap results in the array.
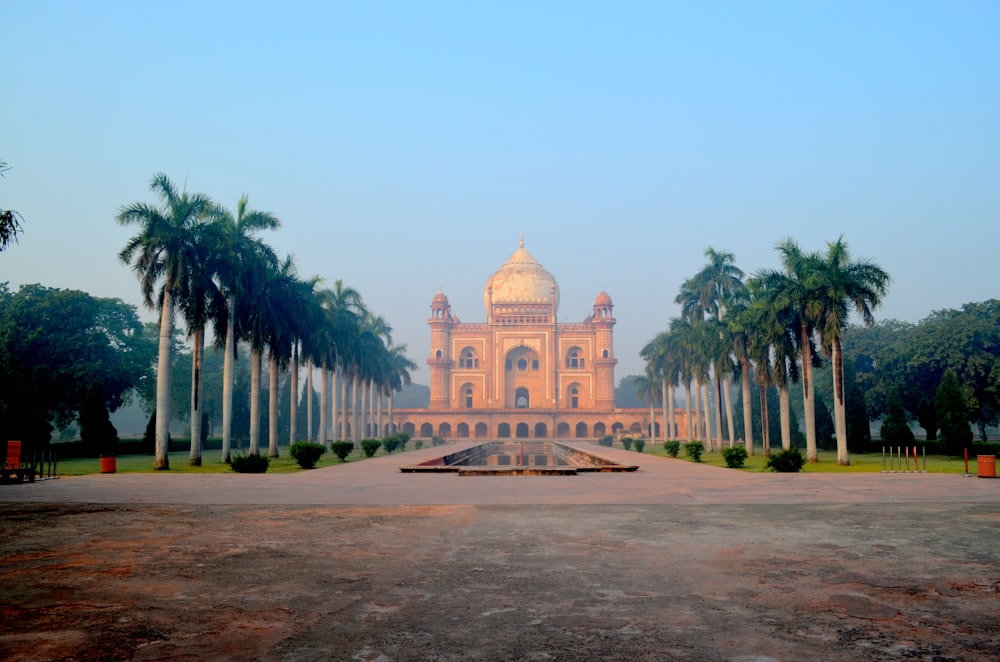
[
  {"xmin": 1, "ymin": 447, "xmax": 998, "ymax": 661},
  {"xmin": 1, "ymin": 502, "xmax": 997, "ymax": 661}
]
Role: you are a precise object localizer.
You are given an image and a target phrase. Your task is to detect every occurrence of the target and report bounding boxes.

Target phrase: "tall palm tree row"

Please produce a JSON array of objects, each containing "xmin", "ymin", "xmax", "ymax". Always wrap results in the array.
[
  {"xmin": 118, "ymin": 174, "xmax": 413, "ymax": 468},
  {"xmin": 643, "ymin": 238, "xmax": 889, "ymax": 466}
]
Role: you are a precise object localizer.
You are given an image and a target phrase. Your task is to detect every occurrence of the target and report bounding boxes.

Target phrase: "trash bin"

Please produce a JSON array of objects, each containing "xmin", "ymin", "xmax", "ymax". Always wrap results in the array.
[
  {"xmin": 977, "ymin": 455, "xmax": 996, "ymax": 478},
  {"xmin": 100, "ymin": 455, "xmax": 117, "ymax": 474}
]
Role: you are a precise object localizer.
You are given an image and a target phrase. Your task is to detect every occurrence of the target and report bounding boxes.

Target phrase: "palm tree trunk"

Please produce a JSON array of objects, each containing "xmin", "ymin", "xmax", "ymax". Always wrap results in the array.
[
  {"xmin": 779, "ymin": 384, "xmax": 792, "ymax": 451},
  {"xmin": 319, "ymin": 361, "xmax": 329, "ymax": 446},
  {"xmin": 330, "ymin": 366, "xmax": 341, "ymax": 439},
  {"xmin": 221, "ymin": 298, "xmax": 235, "ymax": 463},
  {"xmin": 189, "ymin": 326, "xmax": 204, "ymax": 466},
  {"xmin": 759, "ymin": 381, "xmax": 770, "ymax": 457},
  {"xmin": 249, "ymin": 350, "xmax": 262, "ymax": 456},
  {"xmin": 351, "ymin": 373, "xmax": 361, "ymax": 446},
  {"xmin": 154, "ymin": 286, "xmax": 174, "ymax": 470},
  {"xmin": 339, "ymin": 366, "xmax": 348, "ymax": 441},
  {"xmin": 388, "ymin": 391, "xmax": 395, "ymax": 436},
  {"xmin": 289, "ymin": 342, "xmax": 298, "ymax": 445},
  {"xmin": 741, "ymin": 359, "xmax": 753, "ymax": 455},
  {"xmin": 667, "ymin": 383, "xmax": 676, "ymax": 441},
  {"xmin": 712, "ymin": 377, "xmax": 723, "ymax": 451},
  {"xmin": 685, "ymin": 380, "xmax": 694, "ymax": 442},
  {"xmin": 699, "ymin": 381, "xmax": 710, "ymax": 449},
  {"xmin": 268, "ymin": 351, "xmax": 279, "ymax": 458},
  {"xmin": 723, "ymin": 375, "xmax": 736, "ymax": 447},
  {"xmin": 376, "ymin": 387, "xmax": 383, "ymax": 438},
  {"xmin": 800, "ymin": 323, "xmax": 818, "ymax": 462},
  {"xmin": 305, "ymin": 360, "xmax": 313, "ymax": 442},
  {"xmin": 832, "ymin": 339, "xmax": 849, "ymax": 465}
]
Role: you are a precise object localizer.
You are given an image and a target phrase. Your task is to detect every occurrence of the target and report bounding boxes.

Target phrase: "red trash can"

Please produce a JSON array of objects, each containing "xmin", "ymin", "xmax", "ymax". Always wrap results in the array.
[
  {"xmin": 99, "ymin": 455, "xmax": 117, "ymax": 474},
  {"xmin": 977, "ymin": 455, "xmax": 995, "ymax": 478}
]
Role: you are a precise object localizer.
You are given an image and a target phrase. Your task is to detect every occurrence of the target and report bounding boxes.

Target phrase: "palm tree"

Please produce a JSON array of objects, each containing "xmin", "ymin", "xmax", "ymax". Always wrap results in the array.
[
  {"xmin": 214, "ymin": 195, "xmax": 279, "ymax": 463},
  {"xmin": 117, "ymin": 173, "xmax": 215, "ymax": 470},
  {"xmin": 727, "ymin": 288, "xmax": 756, "ymax": 456},
  {"xmin": 813, "ymin": 237, "xmax": 890, "ymax": 465},
  {"xmin": 325, "ymin": 280, "xmax": 364, "ymax": 441},
  {"xmin": 177, "ymin": 216, "xmax": 226, "ymax": 466},
  {"xmin": 263, "ymin": 256, "xmax": 301, "ymax": 458},
  {"xmin": 755, "ymin": 239, "xmax": 824, "ymax": 462},
  {"xmin": 383, "ymin": 343, "xmax": 417, "ymax": 436},
  {"xmin": 692, "ymin": 248, "xmax": 745, "ymax": 447},
  {"xmin": 634, "ymin": 369, "xmax": 661, "ymax": 439},
  {"xmin": 748, "ymin": 278, "xmax": 801, "ymax": 451}
]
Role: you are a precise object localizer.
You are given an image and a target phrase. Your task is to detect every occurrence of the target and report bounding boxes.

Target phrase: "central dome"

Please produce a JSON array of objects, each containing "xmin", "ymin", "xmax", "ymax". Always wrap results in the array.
[{"xmin": 484, "ymin": 237, "xmax": 560, "ymax": 313}]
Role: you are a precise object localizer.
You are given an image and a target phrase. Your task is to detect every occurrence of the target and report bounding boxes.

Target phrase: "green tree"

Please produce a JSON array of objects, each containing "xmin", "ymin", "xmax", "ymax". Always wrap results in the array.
[
  {"xmin": 935, "ymin": 368, "xmax": 972, "ymax": 455},
  {"xmin": 879, "ymin": 389, "xmax": 913, "ymax": 448},
  {"xmin": 78, "ymin": 382, "xmax": 119, "ymax": 456},
  {"xmin": 117, "ymin": 173, "xmax": 216, "ymax": 469},
  {"xmin": 814, "ymin": 395, "xmax": 835, "ymax": 450},
  {"xmin": 0, "ymin": 284, "xmax": 154, "ymax": 449}
]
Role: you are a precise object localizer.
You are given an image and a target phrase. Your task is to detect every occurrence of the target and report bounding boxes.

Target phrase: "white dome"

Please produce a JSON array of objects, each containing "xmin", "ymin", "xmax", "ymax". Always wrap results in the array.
[{"xmin": 484, "ymin": 238, "xmax": 560, "ymax": 313}]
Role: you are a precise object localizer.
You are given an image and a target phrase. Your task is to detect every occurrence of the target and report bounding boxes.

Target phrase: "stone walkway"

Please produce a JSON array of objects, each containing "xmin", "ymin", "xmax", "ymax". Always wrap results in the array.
[{"xmin": 1, "ymin": 443, "xmax": 998, "ymax": 660}]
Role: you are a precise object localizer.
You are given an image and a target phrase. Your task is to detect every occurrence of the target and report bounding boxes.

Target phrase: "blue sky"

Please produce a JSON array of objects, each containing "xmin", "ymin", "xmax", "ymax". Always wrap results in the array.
[{"xmin": 4, "ymin": 1, "xmax": 998, "ymax": 379}]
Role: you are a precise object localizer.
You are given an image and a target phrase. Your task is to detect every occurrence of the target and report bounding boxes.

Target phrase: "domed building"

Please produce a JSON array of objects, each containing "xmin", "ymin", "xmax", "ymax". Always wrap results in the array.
[{"xmin": 393, "ymin": 237, "xmax": 671, "ymax": 441}]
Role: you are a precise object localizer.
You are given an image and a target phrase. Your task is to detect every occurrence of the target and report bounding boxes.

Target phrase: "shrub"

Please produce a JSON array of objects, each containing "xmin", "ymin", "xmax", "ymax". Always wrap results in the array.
[
  {"xmin": 633, "ymin": 438, "xmax": 645, "ymax": 453},
  {"xmin": 432, "ymin": 435, "xmax": 446, "ymax": 447},
  {"xmin": 683, "ymin": 441, "xmax": 704, "ymax": 462},
  {"xmin": 598, "ymin": 435, "xmax": 614, "ymax": 447},
  {"xmin": 331, "ymin": 441, "xmax": 355, "ymax": 462},
  {"xmin": 765, "ymin": 448, "xmax": 805, "ymax": 473},
  {"xmin": 361, "ymin": 438, "xmax": 382, "ymax": 458},
  {"xmin": 722, "ymin": 445, "xmax": 748, "ymax": 468},
  {"xmin": 663, "ymin": 440, "xmax": 680, "ymax": 458},
  {"xmin": 414, "ymin": 439, "xmax": 424, "ymax": 449},
  {"xmin": 383, "ymin": 436, "xmax": 400, "ymax": 454},
  {"xmin": 230, "ymin": 453, "xmax": 269, "ymax": 473},
  {"xmin": 620, "ymin": 437, "xmax": 633, "ymax": 451},
  {"xmin": 396, "ymin": 433, "xmax": 411, "ymax": 451},
  {"xmin": 290, "ymin": 441, "xmax": 327, "ymax": 469}
]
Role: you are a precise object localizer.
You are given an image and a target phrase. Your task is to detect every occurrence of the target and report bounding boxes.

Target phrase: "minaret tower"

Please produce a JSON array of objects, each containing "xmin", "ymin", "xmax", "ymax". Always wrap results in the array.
[
  {"xmin": 427, "ymin": 289, "xmax": 453, "ymax": 410},
  {"xmin": 592, "ymin": 291, "xmax": 617, "ymax": 410}
]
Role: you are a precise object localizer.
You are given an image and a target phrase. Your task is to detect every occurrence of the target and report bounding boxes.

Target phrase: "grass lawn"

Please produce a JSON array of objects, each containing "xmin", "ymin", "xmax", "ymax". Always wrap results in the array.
[
  {"xmin": 55, "ymin": 442, "xmax": 421, "ymax": 476},
  {"xmin": 53, "ymin": 439, "xmax": 974, "ymax": 476},
  {"xmin": 621, "ymin": 441, "xmax": 971, "ymax": 474}
]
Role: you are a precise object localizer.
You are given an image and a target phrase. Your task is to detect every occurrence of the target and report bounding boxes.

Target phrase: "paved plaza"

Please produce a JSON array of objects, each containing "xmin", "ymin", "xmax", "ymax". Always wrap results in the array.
[{"xmin": 1, "ymin": 443, "xmax": 998, "ymax": 660}]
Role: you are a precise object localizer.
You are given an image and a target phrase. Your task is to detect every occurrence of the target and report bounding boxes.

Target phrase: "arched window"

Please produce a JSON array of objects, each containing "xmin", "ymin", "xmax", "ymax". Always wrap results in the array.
[
  {"xmin": 420, "ymin": 422, "xmax": 433, "ymax": 437},
  {"xmin": 565, "ymin": 347, "xmax": 582, "ymax": 369},
  {"xmin": 435, "ymin": 349, "xmax": 442, "ymax": 359},
  {"xmin": 517, "ymin": 358, "xmax": 528, "ymax": 371},
  {"xmin": 575, "ymin": 422, "xmax": 588, "ymax": 438},
  {"xmin": 570, "ymin": 386, "xmax": 579, "ymax": 409},
  {"xmin": 498, "ymin": 422, "xmax": 511, "ymax": 438},
  {"xmin": 457, "ymin": 423, "xmax": 470, "ymax": 438},
  {"xmin": 464, "ymin": 387, "xmax": 474, "ymax": 408},
  {"xmin": 516, "ymin": 422, "xmax": 529, "ymax": 438},
  {"xmin": 474, "ymin": 422, "xmax": 488, "ymax": 438},
  {"xmin": 534, "ymin": 422, "xmax": 547, "ymax": 438},
  {"xmin": 602, "ymin": 349, "xmax": 609, "ymax": 358},
  {"xmin": 459, "ymin": 347, "xmax": 478, "ymax": 368},
  {"xmin": 515, "ymin": 387, "xmax": 530, "ymax": 408}
]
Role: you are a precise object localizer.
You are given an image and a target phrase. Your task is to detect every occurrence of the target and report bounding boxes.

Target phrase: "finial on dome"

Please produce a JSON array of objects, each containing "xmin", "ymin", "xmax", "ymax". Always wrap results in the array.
[{"xmin": 519, "ymin": 231, "xmax": 524, "ymax": 248}]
